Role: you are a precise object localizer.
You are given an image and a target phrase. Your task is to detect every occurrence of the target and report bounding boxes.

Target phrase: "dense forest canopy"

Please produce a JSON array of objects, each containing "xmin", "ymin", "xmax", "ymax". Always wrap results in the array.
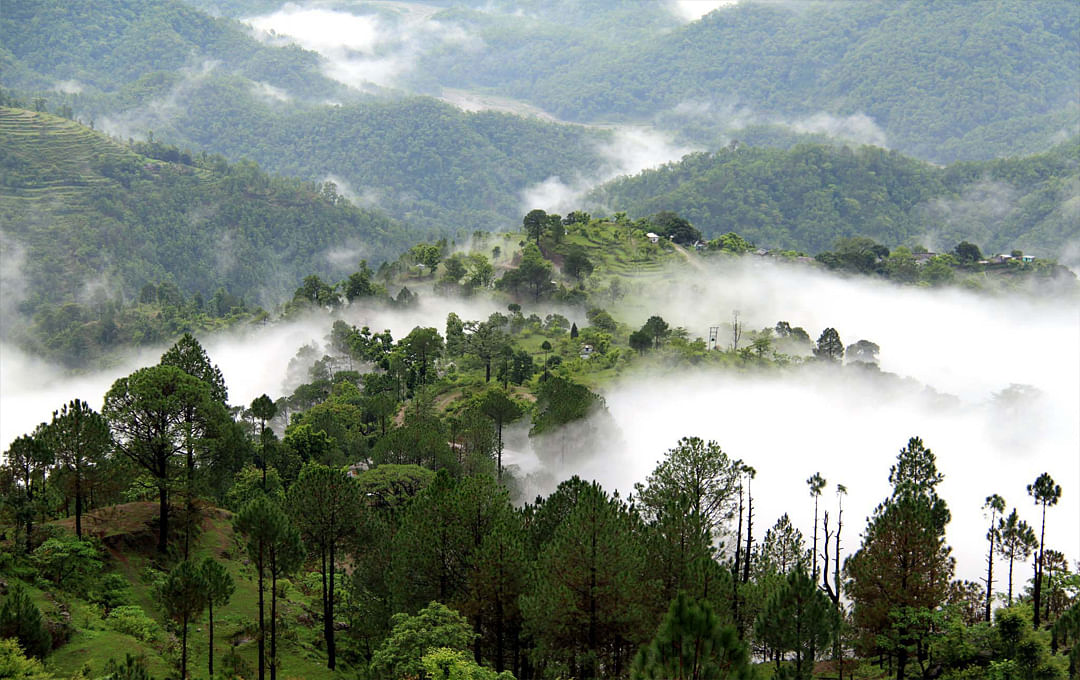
[
  {"xmin": 590, "ymin": 139, "xmax": 1080, "ymax": 255},
  {"xmin": 0, "ymin": 106, "xmax": 411, "ymax": 314}
]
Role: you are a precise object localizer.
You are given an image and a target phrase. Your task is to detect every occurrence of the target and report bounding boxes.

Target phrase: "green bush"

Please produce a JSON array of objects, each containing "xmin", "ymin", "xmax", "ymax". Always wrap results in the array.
[
  {"xmin": 94, "ymin": 573, "xmax": 132, "ymax": 612},
  {"xmin": 32, "ymin": 537, "xmax": 102, "ymax": 594},
  {"xmin": 106, "ymin": 605, "xmax": 162, "ymax": 643}
]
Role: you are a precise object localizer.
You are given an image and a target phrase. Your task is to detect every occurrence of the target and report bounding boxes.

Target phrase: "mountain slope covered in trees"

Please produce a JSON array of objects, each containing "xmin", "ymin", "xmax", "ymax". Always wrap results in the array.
[
  {"xmin": 0, "ymin": 0, "xmax": 613, "ymax": 236},
  {"xmin": 0, "ymin": 106, "xmax": 411, "ymax": 314},
  {"xmin": 413, "ymin": 0, "xmax": 1079, "ymax": 163},
  {"xmin": 589, "ymin": 140, "xmax": 1080, "ymax": 255}
]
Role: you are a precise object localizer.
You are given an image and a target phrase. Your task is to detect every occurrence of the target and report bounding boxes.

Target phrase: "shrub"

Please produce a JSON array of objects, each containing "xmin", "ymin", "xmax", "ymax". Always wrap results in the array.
[
  {"xmin": 32, "ymin": 537, "xmax": 101, "ymax": 593},
  {"xmin": 106, "ymin": 605, "xmax": 162, "ymax": 642},
  {"xmin": 94, "ymin": 573, "xmax": 132, "ymax": 612},
  {"xmin": 0, "ymin": 639, "xmax": 52, "ymax": 680}
]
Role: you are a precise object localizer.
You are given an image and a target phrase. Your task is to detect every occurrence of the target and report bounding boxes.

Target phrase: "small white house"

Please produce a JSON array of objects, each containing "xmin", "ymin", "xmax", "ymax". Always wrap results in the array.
[{"xmin": 646, "ymin": 232, "xmax": 660, "ymax": 244}]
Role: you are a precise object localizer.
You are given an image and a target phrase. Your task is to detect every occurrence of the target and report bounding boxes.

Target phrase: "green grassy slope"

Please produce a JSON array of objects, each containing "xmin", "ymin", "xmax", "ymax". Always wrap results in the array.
[{"xmin": 29, "ymin": 502, "xmax": 343, "ymax": 679}]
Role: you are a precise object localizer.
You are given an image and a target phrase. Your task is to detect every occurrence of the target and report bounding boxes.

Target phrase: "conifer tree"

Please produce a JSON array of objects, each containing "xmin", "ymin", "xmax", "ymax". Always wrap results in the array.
[
  {"xmin": 104, "ymin": 365, "xmax": 215, "ymax": 554},
  {"xmin": 995, "ymin": 509, "xmax": 1038, "ymax": 605},
  {"xmin": 1027, "ymin": 472, "xmax": 1061, "ymax": 628},
  {"xmin": 4, "ymin": 431, "xmax": 52, "ymax": 554},
  {"xmin": 631, "ymin": 592, "xmax": 751, "ymax": 680},
  {"xmin": 755, "ymin": 568, "xmax": 833, "ymax": 679},
  {"xmin": 286, "ymin": 463, "xmax": 360, "ymax": 670},
  {"xmin": 522, "ymin": 481, "xmax": 653, "ymax": 679},
  {"xmin": 845, "ymin": 437, "xmax": 954, "ymax": 680},
  {"xmin": 0, "ymin": 583, "xmax": 52, "ymax": 659},
  {"xmin": 200, "ymin": 557, "xmax": 235, "ymax": 679},
  {"xmin": 44, "ymin": 399, "xmax": 111, "ymax": 539},
  {"xmin": 160, "ymin": 560, "xmax": 207, "ymax": 680},
  {"xmin": 982, "ymin": 494, "xmax": 1006, "ymax": 622},
  {"xmin": 235, "ymin": 496, "xmax": 295, "ymax": 680}
]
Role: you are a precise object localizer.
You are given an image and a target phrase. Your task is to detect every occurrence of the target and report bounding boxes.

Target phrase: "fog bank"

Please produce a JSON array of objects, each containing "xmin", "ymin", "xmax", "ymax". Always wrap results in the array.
[{"xmin": 2, "ymin": 257, "xmax": 1076, "ymax": 586}]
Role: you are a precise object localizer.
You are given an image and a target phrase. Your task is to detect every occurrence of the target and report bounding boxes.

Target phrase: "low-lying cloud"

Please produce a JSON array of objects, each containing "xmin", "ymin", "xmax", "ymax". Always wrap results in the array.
[
  {"xmin": 660, "ymin": 100, "xmax": 890, "ymax": 149},
  {"xmin": 1, "ymin": 257, "xmax": 1075, "ymax": 586},
  {"xmin": 669, "ymin": 0, "xmax": 742, "ymax": 22},
  {"xmin": 245, "ymin": 4, "xmax": 478, "ymax": 91},
  {"xmin": 521, "ymin": 126, "xmax": 699, "ymax": 215}
]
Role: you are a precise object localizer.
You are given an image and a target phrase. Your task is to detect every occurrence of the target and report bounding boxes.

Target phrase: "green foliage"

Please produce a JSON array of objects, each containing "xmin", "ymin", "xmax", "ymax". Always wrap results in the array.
[
  {"xmin": 522, "ymin": 480, "xmax": 654, "ymax": 679},
  {"xmin": 0, "ymin": 107, "xmax": 409, "ymax": 361},
  {"xmin": 846, "ymin": 437, "xmax": 955, "ymax": 670},
  {"xmin": 754, "ymin": 569, "xmax": 834, "ymax": 679},
  {"xmin": 0, "ymin": 583, "xmax": 52, "ymax": 659},
  {"xmin": 105, "ymin": 605, "xmax": 162, "ymax": 643},
  {"xmin": 529, "ymin": 375, "xmax": 604, "ymax": 435},
  {"xmin": 371, "ymin": 602, "xmax": 475, "ymax": 680},
  {"xmin": 631, "ymin": 592, "xmax": 751, "ymax": 680},
  {"xmin": 591, "ymin": 141, "xmax": 1080, "ymax": 255},
  {"xmin": 32, "ymin": 537, "xmax": 102, "ymax": 593},
  {"xmin": 225, "ymin": 464, "xmax": 284, "ymax": 511},
  {"xmin": 94, "ymin": 573, "xmax": 132, "ymax": 612},
  {"xmin": 100, "ymin": 653, "xmax": 155, "ymax": 680},
  {"xmin": 0, "ymin": 638, "xmax": 53, "ymax": 680},
  {"xmin": 464, "ymin": 0, "xmax": 1079, "ymax": 162},
  {"xmin": 421, "ymin": 647, "xmax": 514, "ymax": 680}
]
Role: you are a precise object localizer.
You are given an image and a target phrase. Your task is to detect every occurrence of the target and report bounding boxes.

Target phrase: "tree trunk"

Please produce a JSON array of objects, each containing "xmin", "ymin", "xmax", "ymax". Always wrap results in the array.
[
  {"xmin": 75, "ymin": 461, "xmax": 83, "ymax": 539},
  {"xmin": 208, "ymin": 601, "xmax": 215, "ymax": 679},
  {"xmin": 328, "ymin": 541, "xmax": 337, "ymax": 670},
  {"xmin": 1034, "ymin": 502, "xmax": 1047, "ymax": 628},
  {"xmin": 258, "ymin": 545, "xmax": 265, "ymax": 680},
  {"xmin": 1007, "ymin": 553, "xmax": 1015, "ymax": 604},
  {"xmin": 985, "ymin": 527, "xmax": 995, "ymax": 622},
  {"xmin": 181, "ymin": 614, "xmax": 189, "ymax": 680},
  {"xmin": 158, "ymin": 482, "xmax": 169, "ymax": 554},
  {"xmin": 270, "ymin": 566, "xmax": 278, "ymax": 680}
]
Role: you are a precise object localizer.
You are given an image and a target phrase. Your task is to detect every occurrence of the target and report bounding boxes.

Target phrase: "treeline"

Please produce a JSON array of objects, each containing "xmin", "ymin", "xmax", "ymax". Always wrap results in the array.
[
  {"xmin": 589, "ymin": 140, "xmax": 1080, "ymax": 256},
  {"xmin": 2, "ymin": 330, "xmax": 1077, "ymax": 679}
]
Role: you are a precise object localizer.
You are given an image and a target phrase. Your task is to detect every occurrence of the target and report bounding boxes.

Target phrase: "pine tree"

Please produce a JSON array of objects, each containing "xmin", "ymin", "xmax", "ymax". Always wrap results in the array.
[
  {"xmin": 104, "ymin": 365, "xmax": 216, "ymax": 554},
  {"xmin": 1027, "ymin": 473, "xmax": 1061, "ymax": 629},
  {"xmin": 4, "ymin": 431, "xmax": 52, "ymax": 554},
  {"xmin": 44, "ymin": 399, "xmax": 111, "ymax": 539},
  {"xmin": 235, "ymin": 496, "xmax": 294, "ymax": 680},
  {"xmin": 286, "ymin": 463, "xmax": 360, "ymax": 670},
  {"xmin": 982, "ymin": 494, "xmax": 1006, "ymax": 622},
  {"xmin": 755, "ymin": 569, "xmax": 833, "ymax": 679},
  {"xmin": 631, "ymin": 592, "xmax": 751, "ymax": 680},
  {"xmin": 0, "ymin": 583, "xmax": 52, "ymax": 659},
  {"xmin": 995, "ymin": 509, "xmax": 1038, "ymax": 605},
  {"xmin": 845, "ymin": 437, "xmax": 954, "ymax": 680},
  {"xmin": 522, "ymin": 481, "xmax": 653, "ymax": 679},
  {"xmin": 200, "ymin": 558, "xmax": 235, "ymax": 679},
  {"xmin": 159, "ymin": 560, "xmax": 207, "ymax": 680}
]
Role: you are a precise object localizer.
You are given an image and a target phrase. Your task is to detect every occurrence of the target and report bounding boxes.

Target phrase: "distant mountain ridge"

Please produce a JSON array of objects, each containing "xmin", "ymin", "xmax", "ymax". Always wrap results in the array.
[
  {"xmin": 589, "ymin": 140, "xmax": 1080, "ymax": 257},
  {"xmin": 413, "ymin": 0, "xmax": 1080, "ymax": 163}
]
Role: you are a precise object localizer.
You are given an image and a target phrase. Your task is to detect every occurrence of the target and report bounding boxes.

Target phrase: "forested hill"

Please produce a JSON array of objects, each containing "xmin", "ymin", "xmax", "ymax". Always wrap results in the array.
[
  {"xmin": 0, "ymin": 0, "xmax": 612, "ymax": 236},
  {"xmin": 0, "ymin": 106, "xmax": 411, "ymax": 315},
  {"xmin": 589, "ymin": 140, "xmax": 1080, "ymax": 256},
  {"xmin": 0, "ymin": 0, "xmax": 346, "ymax": 101},
  {"xmin": 419, "ymin": 0, "xmax": 1080, "ymax": 163}
]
